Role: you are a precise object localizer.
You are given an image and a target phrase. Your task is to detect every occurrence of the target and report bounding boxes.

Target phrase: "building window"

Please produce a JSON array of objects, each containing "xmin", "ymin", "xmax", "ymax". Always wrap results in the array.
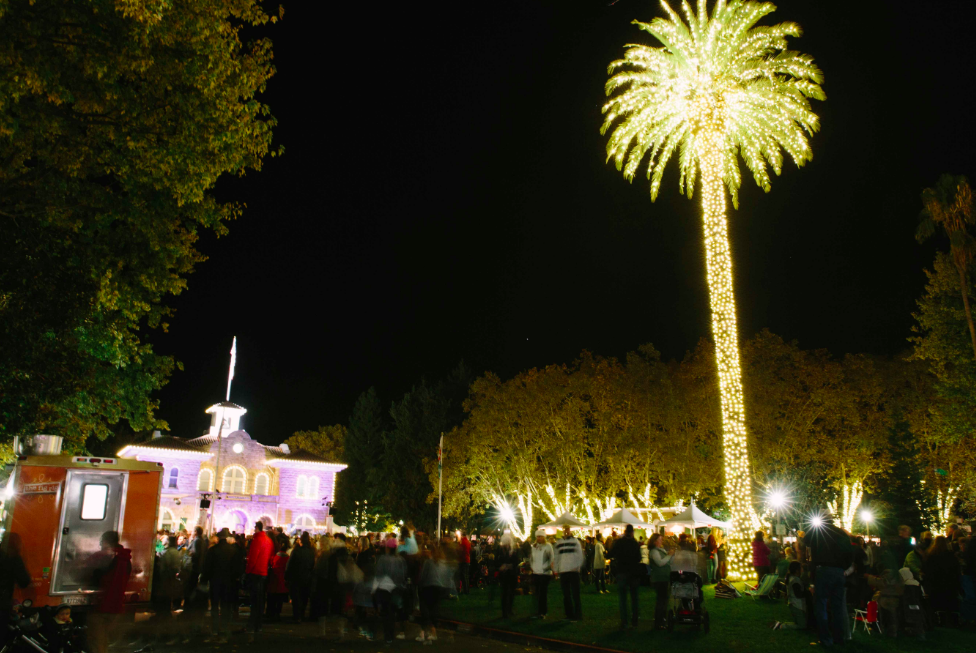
[
  {"xmin": 197, "ymin": 469, "xmax": 213, "ymax": 492},
  {"xmin": 159, "ymin": 508, "xmax": 176, "ymax": 532},
  {"xmin": 254, "ymin": 473, "xmax": 270, "ymax": 496},
  {"xmin": 168, "ymin": 467, "xmax": 179, "ymax": 489},
  {"xmin": 295, "ymin": 514, "xmax": 316, "ymax": 529},
  {"xmin": 80, "ymin": 484, "xmax": 108, "ymax": 520},
  {"xmin": 222, "ymin": 467, "xmax": 246, "ymax": 494},
  {"xmin": 296, "ymin": 475, "xmax": 320, "ymax": 499}
]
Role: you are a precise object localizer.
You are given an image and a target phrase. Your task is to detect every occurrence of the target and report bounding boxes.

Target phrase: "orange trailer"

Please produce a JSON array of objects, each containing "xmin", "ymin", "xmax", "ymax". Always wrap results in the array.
[{"xmin": 2, "ymin": 437, "xmax": 162, "ymax": 609}]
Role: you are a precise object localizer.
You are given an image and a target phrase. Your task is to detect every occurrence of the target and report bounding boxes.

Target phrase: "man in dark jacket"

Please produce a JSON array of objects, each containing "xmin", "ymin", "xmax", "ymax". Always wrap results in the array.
[
  {"xmin": 0, "ymin": 533, "xmax": 31, "ymax": 648},
  {"xmin": 202, "ymin": 528, "xmax": 244, "ymax": 643},
  {"xmin": 807, "ymin": 520, "xmax": 853, "ymax": 646},
  {"xmin": 286, "ymin": 532, "xmax": 315, "ymax": 623},
  {"xmin": 613, "ymin": 524, "xmax": 642, "ymax": 629}
]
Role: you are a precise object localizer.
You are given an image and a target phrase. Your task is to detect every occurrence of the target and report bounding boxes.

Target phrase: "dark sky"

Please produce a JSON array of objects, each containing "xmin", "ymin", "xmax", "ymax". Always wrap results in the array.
[{"xmin": 152, "ymin": 0, "xmax": 976, "ymax": 443}]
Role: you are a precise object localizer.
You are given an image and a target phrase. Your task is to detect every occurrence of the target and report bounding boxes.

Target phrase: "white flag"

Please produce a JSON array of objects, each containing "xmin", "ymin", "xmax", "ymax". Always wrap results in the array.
[{"xmin": 226, "ymin": 336, "xmax": 237, "ymax": 401}]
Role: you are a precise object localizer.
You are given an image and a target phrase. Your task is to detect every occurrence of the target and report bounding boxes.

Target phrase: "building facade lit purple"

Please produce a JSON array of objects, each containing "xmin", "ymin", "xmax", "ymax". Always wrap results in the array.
[{"xmin": 118, "ymin": 401, "xmax": 346, "ymax": 534}]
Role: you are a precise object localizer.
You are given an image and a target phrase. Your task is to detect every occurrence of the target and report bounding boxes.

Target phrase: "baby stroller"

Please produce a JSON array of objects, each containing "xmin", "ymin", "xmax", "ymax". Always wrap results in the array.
[{"xmin": 667, "ymin": 571, "xmax": 709, "ymax": 633}]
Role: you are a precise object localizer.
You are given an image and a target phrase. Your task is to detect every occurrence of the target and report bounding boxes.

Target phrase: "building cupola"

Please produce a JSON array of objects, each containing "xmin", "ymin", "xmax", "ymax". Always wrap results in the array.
[{"xmin": 206, "ymin": 401, "xmax": 247, "ymax": 437}]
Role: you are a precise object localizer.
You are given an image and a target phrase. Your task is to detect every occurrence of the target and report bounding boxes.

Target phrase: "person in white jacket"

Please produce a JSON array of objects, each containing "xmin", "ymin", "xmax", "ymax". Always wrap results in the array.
[
  {"xmin": 554, "ymin": 525, "xmax": 584, "ymax": 621},
  {"xmin": 529, "ymin": 530, "xmax": 554, "ymax": 619}
]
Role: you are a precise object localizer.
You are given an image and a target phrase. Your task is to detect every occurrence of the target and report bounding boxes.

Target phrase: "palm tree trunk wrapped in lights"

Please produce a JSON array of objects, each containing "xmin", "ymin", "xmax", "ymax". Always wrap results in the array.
[{"xmin": 601, "ymin": 0, "xmax": 824, "ymax": 580}]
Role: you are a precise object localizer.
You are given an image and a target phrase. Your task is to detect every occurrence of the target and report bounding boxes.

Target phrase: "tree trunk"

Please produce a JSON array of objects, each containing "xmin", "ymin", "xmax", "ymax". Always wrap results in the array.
[
  {"xmin": 698, "ymin": 132, "xmax": 758, "ymax": 581},
  {"xmin": 954, "ymin": 259, "xmax": 976, "ymax": 361}
]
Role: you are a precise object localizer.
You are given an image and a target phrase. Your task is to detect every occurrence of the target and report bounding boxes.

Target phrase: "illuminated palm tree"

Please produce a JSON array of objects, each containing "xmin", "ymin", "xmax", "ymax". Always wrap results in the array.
[{"xmin": 601, "ymin": 0, "xmax": 824, "ymax": 579}]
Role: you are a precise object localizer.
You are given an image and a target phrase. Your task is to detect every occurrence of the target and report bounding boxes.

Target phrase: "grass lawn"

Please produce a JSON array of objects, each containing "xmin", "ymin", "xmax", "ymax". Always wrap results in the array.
[{"xmin": 439, "ymin": 581, "xmax": 973, "ymax": 652}]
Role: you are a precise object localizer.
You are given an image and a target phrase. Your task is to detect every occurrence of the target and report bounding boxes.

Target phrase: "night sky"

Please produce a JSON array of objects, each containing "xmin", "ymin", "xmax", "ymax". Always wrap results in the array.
[{"xmin": 152, "ymin": 0, "xmax": 976, "ymax": 443}]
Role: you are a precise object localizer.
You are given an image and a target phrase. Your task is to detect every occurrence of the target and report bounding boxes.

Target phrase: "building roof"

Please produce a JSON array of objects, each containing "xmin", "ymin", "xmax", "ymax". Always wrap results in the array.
[
  {"xmin": 265, "ymin": 448, "xmax": 347, "ymax": 469},
  {"xmin": 120, "ymin": 432, "xmax": 344, "ymax": 469},
  {"xmin": 206, "ymin": 401, "xmax": 246, "ymax": 413},
  {"xmin": 118, "ymin": 436, "xmax": 212, "ymax": 458}
]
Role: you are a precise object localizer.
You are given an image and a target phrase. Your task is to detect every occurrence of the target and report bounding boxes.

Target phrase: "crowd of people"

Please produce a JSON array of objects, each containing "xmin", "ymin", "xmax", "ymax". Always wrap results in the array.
[
  {"xmin": 147, "ymin": 521, "xmax": 477, "ymax": 645},
  {"xmin": 768, "ymin": 521, "xmax": 975, "ymax": 643},
  {"xmin": 5, "ymin": 515, "xmax": 972, "ymax": 652}
]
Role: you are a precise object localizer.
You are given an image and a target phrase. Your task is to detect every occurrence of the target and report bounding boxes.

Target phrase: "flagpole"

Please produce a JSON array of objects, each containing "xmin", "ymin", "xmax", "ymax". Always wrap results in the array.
[
  {"xmin": 208, "ymin": 336, "xmax": 237, "ymax": 535},
  {"xmin": 437, "ymin": 432, "xmax": 444, "ymax": 541}
]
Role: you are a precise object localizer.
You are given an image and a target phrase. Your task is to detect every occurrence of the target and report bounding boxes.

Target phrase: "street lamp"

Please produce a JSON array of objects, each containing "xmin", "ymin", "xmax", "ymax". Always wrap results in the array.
[
  {"xmin": 810, "ymin": 515, "xmax": 824, "ymax": 529},
  {"xmin": 860, "ymin": 509, "xmax": 874, "ymax": 541},
  {"xmin": 766, "ymin": 489, "xmax": 789, "ymax": 540}
]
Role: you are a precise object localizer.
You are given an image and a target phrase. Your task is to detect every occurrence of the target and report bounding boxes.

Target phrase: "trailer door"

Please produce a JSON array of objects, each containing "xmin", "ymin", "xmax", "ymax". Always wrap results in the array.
[{"xmin": 51, "ymin": 470, "xmax": 128, "ymax": 594}]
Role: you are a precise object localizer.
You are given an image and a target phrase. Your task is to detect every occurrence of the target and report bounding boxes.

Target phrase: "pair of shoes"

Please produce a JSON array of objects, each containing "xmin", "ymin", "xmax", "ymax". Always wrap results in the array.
[
  {"xmin": 395, "ymin": 632, "xmax": 406, "ymax": 640},
  {"xmin": 416, "ymin": 634, "xmax": 427, "ymax": 642},
  {"xmin": 772, "ymin": 621, "xmax": 782, "ymax": 630},
  {"xmin": 363, "ymin": 632, "xmax": 374, "ymax": 641}
]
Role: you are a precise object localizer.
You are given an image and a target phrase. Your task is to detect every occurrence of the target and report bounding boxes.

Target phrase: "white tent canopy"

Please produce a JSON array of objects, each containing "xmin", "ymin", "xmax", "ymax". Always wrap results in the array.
[
  {"xmin": 590, "ymin": 508, "xmax": 647, "ymax": 529},
  {"xmin": 658, "ymin": 503, "xmax": 730, "ymax": 529},
  {"xmin": 539, "ymin": 511, "xmax": 587, "ymax": 528}
]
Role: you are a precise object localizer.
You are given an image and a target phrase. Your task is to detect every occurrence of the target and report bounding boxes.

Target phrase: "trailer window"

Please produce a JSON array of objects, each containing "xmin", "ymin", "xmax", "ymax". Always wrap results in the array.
[{"xmin": 81, "ymin": 484, "xmax": 109, "ymax": 520}]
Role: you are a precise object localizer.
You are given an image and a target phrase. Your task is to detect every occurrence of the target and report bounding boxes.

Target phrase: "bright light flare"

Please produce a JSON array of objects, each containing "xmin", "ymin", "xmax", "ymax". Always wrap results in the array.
[
  {"xmin": 860, "ymin": 509, "xmax": 873, "ymax": 524},
  {"xmin": 767, "ymin": 490, "xmax": 788, "ymax": 510},
  {"xmin": 499, "ymin": 504, "xmax": 516, "ymax": 524},
  {"xmin": 810, "ymin": 515, "xmax": 824, "ymax": 529}
]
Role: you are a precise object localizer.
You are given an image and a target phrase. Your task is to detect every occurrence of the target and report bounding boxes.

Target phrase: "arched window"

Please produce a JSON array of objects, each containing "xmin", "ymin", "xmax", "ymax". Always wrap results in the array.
[
  {"xmin": 168, "ymin": 467, "xmax": 179, "ymax": 489},
  {"xmin": 197, "ymin": 469, "xmax": 213, "ymax": 492},
  {"xmin": 257, "ymin": 514, "xmax": 274, "ymax": 528},
  {"xmin": 296, "ymin": 475, "xmax": 307, "ymax": 498},
  {"xmin": 308, "ymin": 476, "xmax": 319, "ymax": 499},
  {"xmin": 159, "ymin": 508, "xmax": 176, "ymax": 532},
  {"xmin": 222, "ymin": 467, "xmax": 246, "ymax": 494},
  {"xmin": 295, "ymin": 514, "xmax": 316, "ymax": 529},
  {"xmin": 254, "ymin": 473, "xmax": 270, "ymax": 496}
]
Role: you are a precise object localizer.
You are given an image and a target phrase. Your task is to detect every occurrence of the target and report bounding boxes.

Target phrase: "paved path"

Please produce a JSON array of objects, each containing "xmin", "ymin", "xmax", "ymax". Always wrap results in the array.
[{"xmin": 120, "ymin": 614, "xmax": 544, "ymax": 653}]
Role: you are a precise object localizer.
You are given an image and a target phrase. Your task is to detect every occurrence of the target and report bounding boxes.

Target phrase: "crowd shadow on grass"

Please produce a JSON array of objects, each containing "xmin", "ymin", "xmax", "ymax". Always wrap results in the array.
[{"xmin": 441, "ymin": 582, "xmax": 974, "ymax": 653}]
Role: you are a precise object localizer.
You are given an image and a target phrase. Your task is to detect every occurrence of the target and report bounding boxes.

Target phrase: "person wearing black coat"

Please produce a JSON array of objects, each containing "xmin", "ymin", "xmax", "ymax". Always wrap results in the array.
[
  {"xmin": 922, "ymin": 536, "xmax": 961, "ymax": 621},
  {"xmin": 286, "ymin": 533, "xmax": 316, "ymax": 623},
  {"xmin": 201, "ymin": 529, "xmax": 244, "ymax": 642},
  {"xmin": 613, "ymin": 525, "xmax": 643, "ymax": 630}
]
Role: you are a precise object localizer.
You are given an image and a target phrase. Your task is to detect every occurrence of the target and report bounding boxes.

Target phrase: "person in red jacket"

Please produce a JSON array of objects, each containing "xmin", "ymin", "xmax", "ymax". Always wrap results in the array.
[
  {"xmin": 752, "ymin": 531, "xmax": 772, "ymax": 583},
  {"xmin": 458, "ymin": 531, "xmax": 472, "ymax": 595},
  {"xmin": 244, "ymin": 521, "xmax": 274, "ymax": 640},
  {"xmin": 265, "ymin": 537, "xmax": 290, "ymax": 622},
  {"xmin": 89, "ymin": 531, "xmax": 131, "ymax": 653}
]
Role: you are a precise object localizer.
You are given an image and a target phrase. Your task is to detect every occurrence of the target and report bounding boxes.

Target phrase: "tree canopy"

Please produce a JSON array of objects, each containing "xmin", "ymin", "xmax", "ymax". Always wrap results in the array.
[
  {"xmin": 286, "ymin": 424, "xmax": 346, "ymax": 463},
  {"xmin": 0, "ymin": 0, "xmax": 279, "ymax": 448}
]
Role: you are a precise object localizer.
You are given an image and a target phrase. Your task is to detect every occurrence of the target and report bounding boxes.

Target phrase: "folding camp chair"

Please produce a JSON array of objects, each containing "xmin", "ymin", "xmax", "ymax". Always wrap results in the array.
[
  {"xmin": 743, "ymin": 573, "xmax": 779, "ymax": 600},
  {"xmin": 853, "ymin": 600, "xmax": 882, "ymax": 635}
]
